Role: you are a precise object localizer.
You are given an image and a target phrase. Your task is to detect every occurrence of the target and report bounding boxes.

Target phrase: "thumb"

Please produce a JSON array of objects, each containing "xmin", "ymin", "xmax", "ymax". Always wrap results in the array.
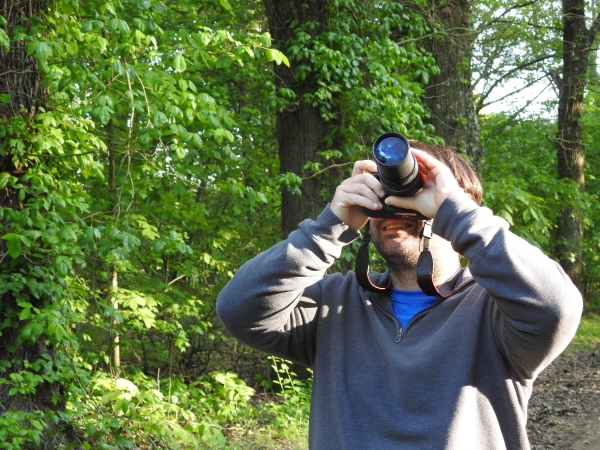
[
  {"xmin": 385, "ymin": 193, "xmax": 436, "ymax": 219},
  {"xmin": 385, "ymin": 195, "xmax": 417, "ymax": 210}
]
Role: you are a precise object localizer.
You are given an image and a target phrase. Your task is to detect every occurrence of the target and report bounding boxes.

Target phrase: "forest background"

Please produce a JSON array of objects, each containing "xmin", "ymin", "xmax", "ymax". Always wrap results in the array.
[{"xmin": 1, "ymin": 0, "xmax": 600, "ymax": 447}]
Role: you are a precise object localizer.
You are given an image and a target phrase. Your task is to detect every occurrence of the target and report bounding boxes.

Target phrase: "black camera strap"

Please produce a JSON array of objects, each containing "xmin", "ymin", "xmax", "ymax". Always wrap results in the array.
[
  {"xmin": 355, "ymin": 219, "xmax": 448, "ymax": 297},
  {"xmin": 416, "ymin": 220, "xmax": 444, "ymax": 296},
  {"xmin": 355, "ymin": 220, "xmax": 392, "ymax": 292}
]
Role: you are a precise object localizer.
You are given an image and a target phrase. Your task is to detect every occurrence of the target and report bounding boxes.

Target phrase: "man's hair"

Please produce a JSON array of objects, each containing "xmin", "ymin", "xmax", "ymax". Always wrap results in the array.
[{"xmin": 410, "ymin": 141, "xmax": 483, "ymax": 205}]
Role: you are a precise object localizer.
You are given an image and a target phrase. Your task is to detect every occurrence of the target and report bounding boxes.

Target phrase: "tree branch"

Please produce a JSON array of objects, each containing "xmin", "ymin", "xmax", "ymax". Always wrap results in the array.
[
  {"xmin": 477, "ymin": 75, "xmax": 551, "ymax": 113},
  {"xmin": 476, "ymin": 56, "xmax": 554, "ymax": 110}
]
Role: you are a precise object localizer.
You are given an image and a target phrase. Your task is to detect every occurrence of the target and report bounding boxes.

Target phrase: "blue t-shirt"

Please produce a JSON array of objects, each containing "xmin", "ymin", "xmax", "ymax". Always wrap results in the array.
[{"xmin": 389, "ymin": 288, "xmax": 439, "ymax": 328}]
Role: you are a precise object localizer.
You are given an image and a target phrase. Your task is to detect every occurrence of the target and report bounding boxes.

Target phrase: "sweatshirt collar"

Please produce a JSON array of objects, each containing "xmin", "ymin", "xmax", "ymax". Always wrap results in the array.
[{"xmin": 370, "ymin": 266, "xmax": 473, "ymax": 306}]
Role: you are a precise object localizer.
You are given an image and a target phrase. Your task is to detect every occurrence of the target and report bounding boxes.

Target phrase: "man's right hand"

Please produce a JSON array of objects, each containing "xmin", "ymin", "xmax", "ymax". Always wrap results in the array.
[{"xmin": 330, "ymin": 160, "xmax": 385, "ymax": 231}]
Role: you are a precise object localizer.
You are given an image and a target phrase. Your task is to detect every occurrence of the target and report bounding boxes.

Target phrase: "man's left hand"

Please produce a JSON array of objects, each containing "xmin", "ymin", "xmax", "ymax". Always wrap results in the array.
[{"xmin": 384, "ymin": 148, "xmax": 462, "ymax": 218}]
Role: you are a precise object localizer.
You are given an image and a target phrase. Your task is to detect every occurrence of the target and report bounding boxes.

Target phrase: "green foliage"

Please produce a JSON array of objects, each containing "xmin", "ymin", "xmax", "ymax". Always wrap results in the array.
[
  {"xmin": 569, "ymin": 313, "xmax": 600, "ymax": 351},
  {"xmin": 280, "ymin": 0, "xmax": 438, "ymax": 175},
  {"xmin": 472, "ymin": 0, "xmax": 561, "ymax": 112},
  {"xmin": 0, "ymin": 411, "xmax": 53, "ymax": 449},
  {"xmin": 480, "ymin": 113, "xmax": 582, "ymax": 250},
  {"xmin": 0, "ymin": 0, "xmax": 289, "ymax": 445},
  {"xmin": 259, "ymin": 357, "xmax": 311, "ymax": 440},
  {"xmin": 69, "ymin": 371, "xmax": 247, "ymax": 448},
  {"xmin": 581, "ymin": 92, "xmax": 600, "ymax": 305},
  {"xmin": 480, "ymin": 108, "xmax": 600, "ymax": 304},
  {"xmin": 10, "ymin": 0, "xmax": 600, "ymax": 446},
  {"xmin": 62, "ymin": 364, "xmax": 310, "ymax": 448}
]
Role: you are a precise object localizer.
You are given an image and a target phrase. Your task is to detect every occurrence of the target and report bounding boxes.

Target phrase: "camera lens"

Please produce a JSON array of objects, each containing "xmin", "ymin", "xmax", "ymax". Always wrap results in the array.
[
  {"xmin": 373, "ymin": 135, "xmax": 409, "ymax": 166},
  {"xmin": 371, "ymin": 132, "xmax": 422, "ymax": 197}
]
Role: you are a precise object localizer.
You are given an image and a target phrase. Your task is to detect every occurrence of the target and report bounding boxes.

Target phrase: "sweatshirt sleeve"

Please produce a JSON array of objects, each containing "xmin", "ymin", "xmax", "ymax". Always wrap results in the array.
[
  {"xmin": 215, "ymin": 206, "xmax": 360, "ymax": 367},
  {"xmin": 432, "ymin": 190, "xmax": 583, "ymax": 380}
]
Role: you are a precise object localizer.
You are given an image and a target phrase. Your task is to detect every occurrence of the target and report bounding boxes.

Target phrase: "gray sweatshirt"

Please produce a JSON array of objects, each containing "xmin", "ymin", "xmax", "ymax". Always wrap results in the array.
[{"xmin": 216, "ymin": 190, "xmax": 582, "ymax": 449}]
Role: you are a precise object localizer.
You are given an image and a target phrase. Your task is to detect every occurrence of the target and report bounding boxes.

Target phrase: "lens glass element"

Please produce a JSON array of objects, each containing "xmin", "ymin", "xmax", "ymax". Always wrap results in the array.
[{"xmin": 373, "ymin": 136, "xmax": 408, "ymax": 166}]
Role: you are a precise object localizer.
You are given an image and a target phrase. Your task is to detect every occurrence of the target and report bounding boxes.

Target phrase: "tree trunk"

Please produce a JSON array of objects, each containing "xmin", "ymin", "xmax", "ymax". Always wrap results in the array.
[
  {"xmin": 107, "ymin": 119, "xmax": 121, "ymax": 377},
  {"xmin": 0, "ymin": 0, "xmax": 79, "ymax": 446},
  {"xmin": 554, "ymin": 0, "xmax": 595, "ymax": 294},
  {"xmin": 263, "ymin": 0, "xmax": 339, "ymax": 237},
  {"xmin": 419, "ymin": 0, "xmax": 484, "ymax": 177},
  {"xmin": 0, "ymin": 0, "xmax": 47, "ymax": 119}
]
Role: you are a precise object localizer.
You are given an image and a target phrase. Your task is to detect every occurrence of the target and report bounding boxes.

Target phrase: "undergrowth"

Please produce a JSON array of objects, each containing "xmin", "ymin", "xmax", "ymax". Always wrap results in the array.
[
  {"xmin": 65, "ymin": 356, "xmax": 310, "ymax": 449},
  {"xmin": 570, "ymin": 312, "xmax": 600, "ymax": 351}
]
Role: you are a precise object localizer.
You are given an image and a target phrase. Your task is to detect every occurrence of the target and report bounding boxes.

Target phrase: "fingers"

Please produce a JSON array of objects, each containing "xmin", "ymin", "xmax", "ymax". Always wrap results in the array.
[
  {"xmin": 351, "ymin": 160, "xmax": 378, "ymax": 176},
  {"xmin": 334, "ymin": 172, "xmax": 385, "ymax": 211},
  {"xmin": 411, "ymin": 148, "xmax": 441, "ymax": 169},
  {"xmin": 384, "ymin": 149, "xmax": 461, "ymax": 218},
  {"xmin": 385, "ymin": 194, "xmax": 416, "ymax": 210},
  {"xmin": 385, "ymin": 194, "xmax": 435, "ymax": 219},
  {"xmin": 336, "ymin": 178, "xmax": 383, "ymax": 210},
  {"xmin": 330, "ymin": 160, "xmax": 384, "ymax": 230},
  {"xmin": 412, "ymin": 149, "xmax": 446, "ymax": 180}
]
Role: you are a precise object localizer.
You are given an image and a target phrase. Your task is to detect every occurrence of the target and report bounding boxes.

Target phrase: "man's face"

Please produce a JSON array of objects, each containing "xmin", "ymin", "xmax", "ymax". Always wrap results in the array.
[
  {"xmin": 370, "ymin": 216, "xmax": 423, "ymax": 270},
  {"xmin": 370, "ymin": 215, "xmax": 461, "ymax": 285}
]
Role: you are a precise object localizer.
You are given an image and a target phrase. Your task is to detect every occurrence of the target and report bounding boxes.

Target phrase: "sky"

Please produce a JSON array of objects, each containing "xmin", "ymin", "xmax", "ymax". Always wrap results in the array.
[{"xmin": 477, "ymin": 79, "xmax": 556, "ymax": 117}]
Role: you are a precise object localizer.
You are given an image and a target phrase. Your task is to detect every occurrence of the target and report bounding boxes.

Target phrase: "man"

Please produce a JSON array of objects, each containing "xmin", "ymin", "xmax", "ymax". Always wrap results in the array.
[{"xmin": 216, "ymin": 141, "xmax": 582, "ymax": 449}]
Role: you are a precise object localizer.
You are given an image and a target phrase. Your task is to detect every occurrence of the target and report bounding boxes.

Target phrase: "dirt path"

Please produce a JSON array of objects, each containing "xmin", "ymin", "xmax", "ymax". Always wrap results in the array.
[{"xmin": 527, "ymin": 347, "xmax": 600, "ymax": 449}]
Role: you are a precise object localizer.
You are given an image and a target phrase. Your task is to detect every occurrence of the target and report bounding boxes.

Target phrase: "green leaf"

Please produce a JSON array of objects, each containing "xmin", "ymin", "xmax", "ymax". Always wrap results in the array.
[
  {"xmin": 265, "ymin": 48, "xmax": 280, "ymax": 64},
  {"xmin": 101, "ymin": 391, "xmax": 120, "ymax": 403},
  {"xmin": 0, "ymin": 172, "xmax": 10, "ymax": 188},
  {"xmin": 175, "ymin": 146, "xmax": 186, "ymax": 159},
  {"xmin": 173, "ymin": 54, "xmax": 187, "ymax": 72},
  {"xmin": 153, "ymin": 111, "xmax": 168, "ymax": 127},
  {"xmin": 104, "ymin": 2, "xmax": 117, "ymax": 16},
  {"xmin": 118, "ymin": 19, "xmax": 130, "ymax": 35},
  {"xmin": 55, "ymin": 256, "xmax": 72, "ymax": 277},
  {"xmin": 93, "ymin": 106, "xmax": 114, "ymax": 125},
  {"xmin": 29, "ymin": 419, "xmax": 45, "ymax": 431},
  {"xmin": 30, "ymin": 41, "xmax": 52, "ymax": 61},
  {"xmin": 27, "ymin": 40, "xmax": 39, "ymax": 56},
  {"xmin": 37, "ymin": 112, "xmax": 57, "ymax": 127},
  {"xmin": 0, "ymin": 29, "xmax": 8, "ymax": 52},
  {"xmin": 264, "ymin": 49, "xmax": 289, "ymax": 67},
  {"xmin": 20, "ymin": 234, "xmax": 31, "ymax": 247},
  {"xmin": 112, "ymin": 59, "xmax": 122, "ymax": 74},
  {"xmin": 139, "ymin": 132, "xmax": 151, "ymax": 146},
  {"xmin": 2, "ymin": 236, "xmax": 21, "ymax": 259},
  {"xmin": 191, "ymin": 134, "xmax": 202, "ymax": 148},
  {"xmin": 122, "ymin": 233, "xmax": 140, "ymax": 251},
  {"xmin": 19, "ymin": 307, "xmax": 32, "ymax": 321},
  {"xmin": 219, "ymin": 0, "xmax": 232, "ymax": 11}
]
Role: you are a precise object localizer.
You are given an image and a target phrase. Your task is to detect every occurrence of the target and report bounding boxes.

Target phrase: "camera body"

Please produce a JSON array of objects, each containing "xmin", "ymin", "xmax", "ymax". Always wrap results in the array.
[{"xmin": 365, "ymin": 132, "xmax": 427, "ymax": 220}]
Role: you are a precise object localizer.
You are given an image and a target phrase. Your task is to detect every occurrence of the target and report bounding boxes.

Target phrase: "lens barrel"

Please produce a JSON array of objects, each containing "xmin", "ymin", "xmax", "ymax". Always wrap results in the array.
[{"xmin": 372, "ymin": 132, "xmax": 422, "ymax": 197}]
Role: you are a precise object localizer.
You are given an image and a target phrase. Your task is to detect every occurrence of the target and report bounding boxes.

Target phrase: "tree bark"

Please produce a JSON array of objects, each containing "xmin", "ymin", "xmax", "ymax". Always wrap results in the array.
[
  {"xmin": 0, "ymin": 0, "xmax": 79, "ymax": 446},
  {"xmin": 554, "ymin": 0, "xmax": 598, "ymax": 294},
  {"xmin": 0, "ymin": 0, "xmax": 47, "ymax": 119},
  {"xmin": 107, "ymin": 119, "xmax": 121, "ymax": 377},
  {"xmin": 419, "ymin": 0, "xmax": 484, "ymax": 177},
  {"xmin": 263, "ymin": 0, "xmax": 339, "ymax": 237}
]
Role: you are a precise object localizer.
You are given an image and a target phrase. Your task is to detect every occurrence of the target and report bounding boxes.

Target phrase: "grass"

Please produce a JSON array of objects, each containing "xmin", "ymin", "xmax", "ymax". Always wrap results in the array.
[{"xmin": 569, "ymin": 312, "xmax": 600, "ymax": 351}]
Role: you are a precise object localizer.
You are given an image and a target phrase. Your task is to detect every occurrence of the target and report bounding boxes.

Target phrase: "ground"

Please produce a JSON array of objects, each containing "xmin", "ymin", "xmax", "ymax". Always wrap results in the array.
[{"xmin": 528, "ymin": 347, "xmax": 600, "ymax": 449}]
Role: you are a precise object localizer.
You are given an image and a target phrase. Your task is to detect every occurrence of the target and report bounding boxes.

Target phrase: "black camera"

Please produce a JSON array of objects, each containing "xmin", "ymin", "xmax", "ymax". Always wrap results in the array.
[{"xmin": 365, "ymin": 132, "xmax": 426, "ymax": 219}]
